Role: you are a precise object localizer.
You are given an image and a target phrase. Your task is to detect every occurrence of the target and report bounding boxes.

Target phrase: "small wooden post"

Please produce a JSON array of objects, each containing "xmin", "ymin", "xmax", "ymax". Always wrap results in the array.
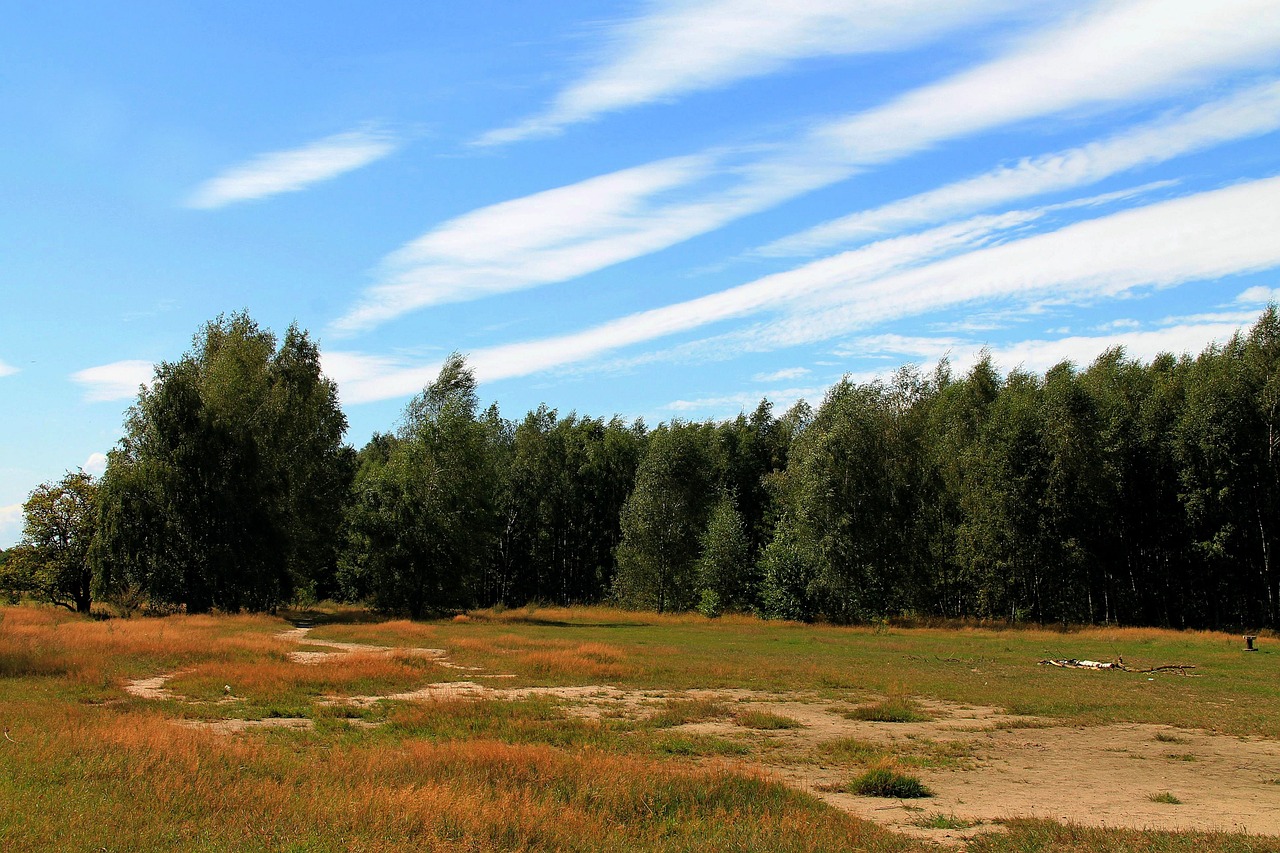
[{"xmin": 1244, "ymin": 635, "xmax": 1257, "ymax": 652}]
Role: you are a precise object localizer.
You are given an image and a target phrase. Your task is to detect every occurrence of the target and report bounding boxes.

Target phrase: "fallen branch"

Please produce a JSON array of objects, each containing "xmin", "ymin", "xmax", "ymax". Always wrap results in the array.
[{"xmin": 1038, "ymin": 659, "xmax": 1196, "ymax": 674}]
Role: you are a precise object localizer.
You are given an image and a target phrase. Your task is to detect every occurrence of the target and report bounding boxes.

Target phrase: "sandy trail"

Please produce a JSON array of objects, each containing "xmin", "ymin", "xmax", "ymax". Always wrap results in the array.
[{"xmin": 122, "ymin": 627, "xmax": 1280, "ymax": 844}]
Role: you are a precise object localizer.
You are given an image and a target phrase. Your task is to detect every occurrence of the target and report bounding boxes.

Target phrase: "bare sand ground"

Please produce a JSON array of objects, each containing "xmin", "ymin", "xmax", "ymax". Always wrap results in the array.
[{"xmin": 123, "ymin": 627, "xmax": 1280, "ymax": 845}]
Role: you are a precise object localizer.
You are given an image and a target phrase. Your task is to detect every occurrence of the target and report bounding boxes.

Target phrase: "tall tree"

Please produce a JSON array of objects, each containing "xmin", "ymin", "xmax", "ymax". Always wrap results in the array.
[
  {"xmin": 614, "ymin": 422, "xmax": 719, "ymax": 612},
  {"xmin": 95, "ymin": 313, "xmax": 349, "ymax": 613},
  {"xmin": 346, "ymin": 354, "xmax": 498, "ymax": 617}
]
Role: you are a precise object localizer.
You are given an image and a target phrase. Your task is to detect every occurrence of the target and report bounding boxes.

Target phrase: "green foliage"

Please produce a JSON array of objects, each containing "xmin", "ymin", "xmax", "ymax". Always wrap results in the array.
[
  {"xmin": 614, "ymin": 422, "xmax": 721, "ymax": 613},
  {"xmin": 3, "ymin": 471, "xmax": 98, "ymax": 612},
  {"xmin": 94, "ymin": 313, "xmax": 350, "ymax": 613},
  {"xmin": 343, "ymin": 354, "xmax": 500, "ymax": 617},
  {"xmin": 695, "ymin": 491, "xmax": 751, "ymax": 616},
  {"xmin": 758, "ymin": 516, "xmax": 823, "ymax": 621}
]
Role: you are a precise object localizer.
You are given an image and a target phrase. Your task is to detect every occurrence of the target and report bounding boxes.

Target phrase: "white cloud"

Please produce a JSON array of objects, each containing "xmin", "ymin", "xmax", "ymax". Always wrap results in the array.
[
  {"xmin": 71, "ymin": 360, "xmax": 154, "ymax": 403},
  {"xmin": 831, "ymin": 321, "xmax": 1247, "ymax": 384},
  {"xmin": 538, "ymin": 174, "xmax": 1280, "ymax": 380},
  {"xmin": 0, "ymin": 503, "xmax": 22, "ymax": 548},
  {"xmin": 752, "ymin": 367, "xmax": 810, "ymax": 382},
  {"xmin": 750, "ymin": 175, "xmax": 1280, "ymax": 350},
  {"xmin": 343, "ymin": 1, "xmax": 1280, "ymax": 332},
  {"xmin": 82, "ymin": 453, "xmax": 108, "ymax": 478},
  {"xmin": 766, "ymin": 79, "xmax": 1280, "ymax": 255},
  {"xmin": 811, "ymin": 0, "xmax": 1280, "ymax": 169},
  {"xmin": 988, "ymin": 324, "xmax": 1246, "ymax": 374},
  {"xmin": 480, "ymin": 0, "xmax": 1033, "ymax": 144},
  {"xmin": 186, "ymin": 127, "xmax": 399, "ymax": 209},
  {"xmin": 1237, "ymin": 285, "xmax": 1280, "ymax": 304},
  {"xmin": 664, "ymin": 385, "xmax": 826, "ymax": 414},
  {"xmin": 328, "ymin": 211, "xmax": 1028, "ymax": 402},
  {"xmin": 0, "ymin": 359, "xmax": 17, "ymax": 378}
]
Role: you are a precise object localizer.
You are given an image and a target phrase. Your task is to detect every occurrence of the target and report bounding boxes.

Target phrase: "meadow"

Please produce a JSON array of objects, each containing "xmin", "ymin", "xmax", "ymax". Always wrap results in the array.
[{"xmin": 2, "ymin": 603, "xmax": 1279, "ymax": 852}]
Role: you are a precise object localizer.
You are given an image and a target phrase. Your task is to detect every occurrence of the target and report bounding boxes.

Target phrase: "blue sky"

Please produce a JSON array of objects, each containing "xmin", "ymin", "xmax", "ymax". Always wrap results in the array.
[{"xmin": 4, "ymin": 0, "xmax": 1280, "ymax": 545}]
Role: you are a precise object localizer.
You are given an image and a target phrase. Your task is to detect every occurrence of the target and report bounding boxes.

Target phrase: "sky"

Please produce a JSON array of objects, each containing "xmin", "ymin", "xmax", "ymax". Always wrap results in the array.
[{"xmin": 3, "ymin": 0, "xmax": 1280, "ymax": 546}]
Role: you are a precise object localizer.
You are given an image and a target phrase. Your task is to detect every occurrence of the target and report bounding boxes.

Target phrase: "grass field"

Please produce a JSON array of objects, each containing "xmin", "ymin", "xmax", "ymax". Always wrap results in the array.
[{"xmin": 2, "ymin": 603, "xmax": 1279, "ymax": 851}]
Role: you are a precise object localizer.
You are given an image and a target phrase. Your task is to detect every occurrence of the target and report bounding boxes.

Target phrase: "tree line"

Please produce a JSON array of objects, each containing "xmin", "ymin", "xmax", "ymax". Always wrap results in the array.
[{"xmin": 4, "ymin": 307, "xmax": 1279, "ymax": 630}]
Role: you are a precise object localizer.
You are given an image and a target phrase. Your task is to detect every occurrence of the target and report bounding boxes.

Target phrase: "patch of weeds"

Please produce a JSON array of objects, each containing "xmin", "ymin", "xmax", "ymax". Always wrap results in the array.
[
  {"xmin": 651, "ymin": 733, "xmax": 750, "ymax": 757},
  {"xmin": 1148, "ymin": 791, "xmax": 1182, "ymax": 804},
  {"xmin": 816, "ymin": 736, "xmax": 972, "ymax": 770},
  {"xmin": 818, "ymin": 737, "xmax": 883, "ymax": 764},
  {"xmin": 1154, "ymin": 731, "xmax": 1187, "ymax": 743},
  {"xmin": 1165, "ymin": 753, "xmax": 1197, "ymax": 761},
  {"xmin": 913, "ymin": 813, "xmax": 976, "ymax": 830},
  {"xmin": 849, "ymin": 768, "xmax": 932, "ymax": 798},
  {"xmin": 734, "ymin": 709, "xmax": 802, "ymax": 730},
  {"xmin": 992, "ymin": 716, "xmax": 1051, "ymax": 730},
  {"xmin": 845, "ymin": 697, "xmax": 930, "ymax": 723},
  {"xmin": 643, "ymin": 697, "xmax": 731, "ymax": 728}
]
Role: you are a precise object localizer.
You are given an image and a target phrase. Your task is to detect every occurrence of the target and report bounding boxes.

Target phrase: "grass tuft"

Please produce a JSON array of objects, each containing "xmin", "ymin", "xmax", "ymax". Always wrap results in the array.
[
  {"xmin": 849, "ymin": 767, "xmax": 933, "ymax": 798},
  {"xmin": 734, "ymin": 709, "xmax": 802, "ymax": 730},
  {"xmin": 1155, "ymin": 731, "xmax": 1189, "ymax": 743},
  {"xmin": 845, "ymin": 697, "xmax": 930, "ymax": 723},
  {"xmin": 912, "ymin": 813, "xmax": 976, "ymax": 830},
  {"xmin": 1148, "ymin": 791, "xmax": 1183, "ymax": 804}
]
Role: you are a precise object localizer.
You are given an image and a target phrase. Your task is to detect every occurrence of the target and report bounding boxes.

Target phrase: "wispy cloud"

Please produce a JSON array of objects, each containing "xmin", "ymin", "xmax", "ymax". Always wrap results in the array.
[
  {"xmin": 327, "ymin": 211, "xmax": 1029, "ymax": 401},
  {"xmin": 186, "ymin": 127, "xmax": 399, "ymax": 209},
  {"xmin": 813, "ymin": 318, "xmax": 1251, "ymax": 407},
  {"xmin": 479, "ymin": 0, "xmax": 1033, "ymax": 145},
  {"xmin": 327, "ymin": 175, "xmax": 1280, "ymax": 403},
  {"xmin": 765, "ymin": 79, "xmax": 1280, "ymax": 255},
  {"xmin": 731, "ymin": 174, "xmax": 1280, "ymax": 352},
  {"xmin": 0, "ymin": 359, "xmax": 17, "ymax": 378},
  {"xmin": 810, "ymin": 0, "xmax": 1280, "ymax": 168},
  {"xmin": 71, "ymin": 360, "xmax": 154, "ymax": 402},
  {"xmin": 752, "ymin": 367, "xmax": 810, "ymax": 382},
  {"xmin": 664, "ymin": 385, "xmax": 826, "ymax": 415},
  {"xmin": 343, "ymin": 0, "xmax": 1280, "ymax": 332}
]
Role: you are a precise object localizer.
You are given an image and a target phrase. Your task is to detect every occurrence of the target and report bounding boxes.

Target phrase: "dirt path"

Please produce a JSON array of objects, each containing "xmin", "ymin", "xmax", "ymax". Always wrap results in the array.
[{"xmin": 122, "ymin": 628, "xmax": 1280, "ymax": 844}]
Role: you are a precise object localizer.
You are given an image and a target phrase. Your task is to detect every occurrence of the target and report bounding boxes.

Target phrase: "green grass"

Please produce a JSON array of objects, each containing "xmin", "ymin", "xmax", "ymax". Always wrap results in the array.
[
  {"xmin": 845, "ymin": 697, "xmax": 931, "ymax": 723},
  {"xmin": 968, "ymin": 819, "xmax": 1271, "ymax": 852},
  {"xmin": 912, "ymin": 813, "xmax": 977, "ymax": 830},
  {"xmin": 849, "ymin": 768, "xmax": 933, "ymax": 798},
  {"xmin": 1149, "ymin": 792, "xmax": 1184, "ymax": 804},
  {"xmin": 735, "ymin": 709, "xmax": 803, "ymax": 729}
]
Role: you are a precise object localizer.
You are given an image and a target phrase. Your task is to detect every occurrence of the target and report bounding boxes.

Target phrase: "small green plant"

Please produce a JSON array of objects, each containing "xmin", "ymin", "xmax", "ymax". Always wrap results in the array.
[
  {"xmin": 845, "ymin": 697, "xmax": 930, "ymax": 723},
  {"xmin": 1165, "ymin": 753, "xmax": 1197, "ymax": 761},
  {"xmin": 849, "ymin": 768, "xmax": 932, "ymax": 798},
  {"xmin": 1154, "ymin": 731, "xmax": 1188, "ymax": 743},
  {"xmin": 912, "ymin": 813, "xmax": 975, "ymax": 830},
  {"xmin": 1148, "ymin": 791, "xmax": 1182, "ymax": 804}
]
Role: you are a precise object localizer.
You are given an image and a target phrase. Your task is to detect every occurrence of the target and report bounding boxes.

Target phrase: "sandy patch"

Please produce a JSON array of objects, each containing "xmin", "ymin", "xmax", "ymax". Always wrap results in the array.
[{"xmin": 177, "ymin": 717, "xmax": 314, "ymax": 735}]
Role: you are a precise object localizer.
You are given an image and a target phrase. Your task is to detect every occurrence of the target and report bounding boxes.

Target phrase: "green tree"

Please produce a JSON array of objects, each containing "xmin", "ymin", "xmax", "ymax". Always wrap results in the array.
[
  {"xmin": 4, "ymin": 471, "xmax": 98, "ymax": 613},
  {"xmin": 95, "ymin": 313, "xmax": 350, "ymax": 613},
  {"xmin": 695, "ymin": 491, "xmax": 751, "ymax": 617},
  {"xmin": 346, "ymin": 355, "xmax": 498, "ymax": 617},
  {"xmin": 614, "ymin": 422, "xmax": 720, "ymax": 612}
]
